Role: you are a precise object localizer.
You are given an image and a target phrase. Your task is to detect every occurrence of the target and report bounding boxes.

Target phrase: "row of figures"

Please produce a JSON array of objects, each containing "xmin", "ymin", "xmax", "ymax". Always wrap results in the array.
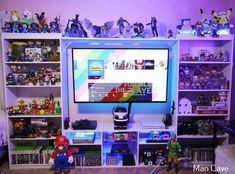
[
  {"xmin": 64, "ymin": 15, "xmax": 166, "ymax": 38},
  {"xmin": 1, "ymin": 10, "xmax": 60, "ymax": 33}
]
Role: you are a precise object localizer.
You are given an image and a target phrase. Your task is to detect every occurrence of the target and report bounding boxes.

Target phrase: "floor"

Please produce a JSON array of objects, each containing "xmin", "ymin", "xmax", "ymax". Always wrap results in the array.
[{"xmin": 0, "ymin": 165, "xmax": 211, "ymax": 174}]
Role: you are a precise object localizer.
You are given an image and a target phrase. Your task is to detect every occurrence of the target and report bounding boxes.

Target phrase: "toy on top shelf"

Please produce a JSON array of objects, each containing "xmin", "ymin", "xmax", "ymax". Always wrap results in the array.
[
  {"xmin": 20, "ymin": 10, "xmax": 34, "ymax": 26},
  {"xmin": 146, "ymin": 17, "xmax": 158, "ymax": 37},
  {"xmin": 64, "ymin": 14, "xmax": 87, "ymax": 37},
  {"xmin": 117, "ymin": 17, "xmax": 130, "ymax": 38},
  {"xmin": 131, "ymin": 22, "xmax": 145, "ymax": 38},
  {"xmin": 166, "ymin": 134, "xmax": 181, "ymax": 174},
  {"xmin": 211, "ymin": 8, "xmax": 233, "ymax": 35},
  {"xmin": 49, "ymin": 135, "xmax": 74, "ymax": 174},
  {"xmin": 199, "ymin": 9, "xmax": 211, "ymax": 35},
  {"xmin": 177, "ymin": 18, "xmax": 194, "ymax": 35},
  {"xmin": 35, "ymin": 12, "xmax": 50, "ymax": 33},
  {"xmin": 49, "ymin": 16, "xmax": 61, "ymax": 33},
  {"xmin": 83, "ymin": 18, "xmax": 114, "ymax": 38}
]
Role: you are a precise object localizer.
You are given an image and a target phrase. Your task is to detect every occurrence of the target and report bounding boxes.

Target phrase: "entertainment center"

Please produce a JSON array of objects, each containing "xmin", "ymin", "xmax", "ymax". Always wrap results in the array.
[{"xmin": 0, "ymin": 33, "xmax": 233, "ymax": 168}]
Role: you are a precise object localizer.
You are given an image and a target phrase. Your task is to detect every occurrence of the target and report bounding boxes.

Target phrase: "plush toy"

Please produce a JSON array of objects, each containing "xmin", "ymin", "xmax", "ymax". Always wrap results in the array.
[
  {"xmin": 211, "ymin": 8, "xmax": 233, "ymax": 34},
  {"xmin": 49, "ymin": 135, "xmax": 73, "ymax": 174},
  {"xmin": 20, "ymin": 10, "xmax": 34, "ymax": 25},
  {"xmin": 199, "ymin": 9, "xmax": 211, "ymax": 35},
  {"xmin": 177, "ymin": 18, "xmax": 194, "ymax": 34},
  {"xmin": 35, "ymin": 12, "xmax": 46, "ymax": 26},
  {"xmin": 11, "ymin": 9, "xmax": 20, "ymax": 22}
]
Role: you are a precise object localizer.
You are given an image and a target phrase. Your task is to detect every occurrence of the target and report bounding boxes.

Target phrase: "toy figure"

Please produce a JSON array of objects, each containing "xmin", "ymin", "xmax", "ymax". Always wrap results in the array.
[
  {"xmin": 195, "ymin": 22, "xmax": 204, "ymax": 37},
  {"xmin": 11, "ymin": 9, "xmax": 20, "ymax": 22},
  {"xmin": 131, "ymin": 22, "xmax": 145, "ymax": 38},
  {"xmin": 49, "ymin": 16, "xmax": 60, "ymax": 33},
  {"xmin": 64, "ymin": 14, "xmax": 87, "ymax": 37},
  {"xmin": 83, "ymin": 18, "xmax": 114, "ymax": 38},
  {"xmin": 49, "ymin": 135, "xmax": 73, "ymax": 174},
  {"xmin": 177, "ymin": 18, "xmax": 194, "ymax": 35},
  {"xmin": 166, "ymin": 134, "xmax": 181, "ymax": 174},
  {"xmin": 167, "ymin": 29, "xmax": 173, "ymax": 38},
  {"xmin": 2, "ymin": 21, "xmax": 12, "ymax": 33},
  {"xmin": 146, "ymin": 17, "xmax": 158, "ymax": 37},
  {"xmin": 200, "ymin": 9, "xmax": 211, "ymax": 35},
  {"xmin": 211, "ymin": 8, "xmax": 233, "ymax": 34},
  {"xmin": 6, "ymin": 73, "xmax": 17, "ymax": 85},
  {"xmin": 19, "ymin": 23, "xmax": 30, "ymax": 33},
  {"xmin": 35, "ymin": 12, "xmax": 46, "ymax": 26},
  {"xmin": 117, "ymin": 17, "xmax": 130, "ymax": 37},
  {"xmin": 30, "ymin": 22, "xmax": 40, "ymax": 33},
  {"xmin": 20, "ymin": 10, "xmax": 34, "ymax": 26}
]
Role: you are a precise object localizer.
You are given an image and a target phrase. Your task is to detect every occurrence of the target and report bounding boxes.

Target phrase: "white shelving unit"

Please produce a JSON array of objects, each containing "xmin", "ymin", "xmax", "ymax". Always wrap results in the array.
[
  {"xmin": 1, "ymin": 34, "xmax": 233, "ymax": 168},
  {"xmin": 1, "ymin": 33, "xmax": 64, "ymax": 168},
  {"xmin": 176, "ymin": 35, "xmax": 234, "ymax": 163}
]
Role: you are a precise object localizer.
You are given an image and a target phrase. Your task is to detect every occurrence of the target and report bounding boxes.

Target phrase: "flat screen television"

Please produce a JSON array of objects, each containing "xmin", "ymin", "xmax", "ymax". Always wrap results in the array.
[{"xmin": 72, "ymin": 48, "xmax": 169, "ymax": 103}]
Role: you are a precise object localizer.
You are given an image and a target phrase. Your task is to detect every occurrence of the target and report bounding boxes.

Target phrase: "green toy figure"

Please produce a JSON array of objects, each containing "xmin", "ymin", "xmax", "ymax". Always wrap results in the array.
[{"xmin": 166, "ymin": 134, "xmax": 181, "ymax": 174}]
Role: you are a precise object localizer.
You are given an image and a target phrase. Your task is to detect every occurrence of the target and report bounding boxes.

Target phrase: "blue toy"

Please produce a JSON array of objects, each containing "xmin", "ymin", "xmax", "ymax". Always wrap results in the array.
[
  {"xmin": 200, "ymin": 9, "xmax": 211, "ymax": 35},
  {"xmin": 19, "ymin": 23, "xmax": 29, "ymax": 33},
  {"xmin": 117, "ymin": 17, "xmax": 130, "ymax": 37},
  {"xmin": 195, "ymin": 22, "xmax": 204, "ymax": 37},
  {"xmin": 30, "ymin": 23, "xmax": 40, "ymax": 33},
  {"xmin": 146, "ymin": 17, "xmax": 158, "ymax": 37},
  {"xmin": 2, "ymin": 22, "xmax": 12, "ymax": 33}
]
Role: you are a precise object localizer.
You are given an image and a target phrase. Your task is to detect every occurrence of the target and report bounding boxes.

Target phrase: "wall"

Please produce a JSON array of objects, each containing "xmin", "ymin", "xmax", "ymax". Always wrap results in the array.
[{"xmin": 1, "ymin": 0, "xmax": 235, "ymax": 121}]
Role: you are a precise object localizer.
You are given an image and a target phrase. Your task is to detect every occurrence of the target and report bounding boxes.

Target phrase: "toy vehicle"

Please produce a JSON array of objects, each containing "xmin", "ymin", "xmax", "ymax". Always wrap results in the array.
[{"xmin": 112, "ymin": 106, "xmax": 129, "ymax": 129}]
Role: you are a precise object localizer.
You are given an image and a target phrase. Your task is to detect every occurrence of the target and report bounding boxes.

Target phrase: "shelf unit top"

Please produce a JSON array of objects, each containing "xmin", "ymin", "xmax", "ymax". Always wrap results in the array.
[
  {"xmin": 5, "ymin": 61, "xmax": 60, "ymax": 64},
  {"xmin": 178, "ymin": 89, "xmax": 230, "ymax": 92},
  {"xmin": 1, "ymin": 33, "xmax": 62, "ymax": 39},
  {"xmin": 1, "ymin": 33, "xmax": 233, "ymax": 41},
  {"xmin": 179, "ymin": 61, "xmax": 231, "ymax": 64},
  {"xmin": 178, "ymin": 114, "xmax": 228, "ymax": 117},
  {"xmin": 8, "ymin": 114, "xmax": 61, "ymax": 118},
  {"xmin": 177, "ymin": 134, "xmax": 227, "ymax": 139},
  {"xmin": 64, "ymin": 122, "xmax": 175, "ymax": 132},
  {"xmin": 6, "ymin": 85, "xmax": 61, "ymax": 88}
]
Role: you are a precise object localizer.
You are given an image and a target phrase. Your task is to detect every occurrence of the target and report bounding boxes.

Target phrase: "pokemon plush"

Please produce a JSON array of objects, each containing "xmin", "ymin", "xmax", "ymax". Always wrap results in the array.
[
  {"xmin": 212, "ymin": 8, "xmax": 233, "ymax": 34},
  {"xmin": 11, "ymin": 9, "xmax": 19, "ymax": 22},
  {"xmin": 20, "ymin": 10, "xmax": 34, "ymax": 25}
]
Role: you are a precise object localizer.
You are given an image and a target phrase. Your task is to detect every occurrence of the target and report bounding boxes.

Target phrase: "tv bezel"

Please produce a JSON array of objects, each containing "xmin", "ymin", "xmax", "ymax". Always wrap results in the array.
[{"xmin": 72, "ymin": 47, "xmax": 169, "ymax": 103}]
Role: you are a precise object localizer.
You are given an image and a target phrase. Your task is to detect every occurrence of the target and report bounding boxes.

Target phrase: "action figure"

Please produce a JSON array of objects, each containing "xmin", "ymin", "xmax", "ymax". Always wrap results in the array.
[
  {"xmin": 117, "ymin": 17, "xmax": 130, "ymax": 37},
  {"xmin": 166, "ymin": 134, "xmax": 181, "ymax": 174},
  {"xmin": 49, "ymin": 135, "xmax": 73, "ymax": 174},
  {"xmin": 146, "ymin": 17, "xmax": 158, "ymax": 37}
]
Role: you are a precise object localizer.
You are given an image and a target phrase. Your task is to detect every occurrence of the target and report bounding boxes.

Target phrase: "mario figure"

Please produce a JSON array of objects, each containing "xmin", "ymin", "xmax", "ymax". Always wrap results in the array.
[
  {"xmin": 166, "ymin": 134, "xmax": 181, "ymax": 174},
  {"xmin": 49, "ymin": 135, "xmax": 74, "ymax": 174}
]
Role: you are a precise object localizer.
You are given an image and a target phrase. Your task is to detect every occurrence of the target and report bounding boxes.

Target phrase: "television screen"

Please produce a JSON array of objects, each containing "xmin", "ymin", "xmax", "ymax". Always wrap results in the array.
[{"xmin": 72, "ymin": 48, "xmax": 169, "ymax": 103}]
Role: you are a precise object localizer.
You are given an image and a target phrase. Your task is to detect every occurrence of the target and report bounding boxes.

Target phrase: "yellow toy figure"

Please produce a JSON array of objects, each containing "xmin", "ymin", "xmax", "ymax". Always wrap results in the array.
[{"xmin": 166, "ymin": 134, "xmax": 181, "ymax": 174}]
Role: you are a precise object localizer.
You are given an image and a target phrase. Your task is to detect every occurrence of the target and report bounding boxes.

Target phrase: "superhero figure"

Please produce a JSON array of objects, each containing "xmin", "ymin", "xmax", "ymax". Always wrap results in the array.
[
  {"xmin": 166, "ymin": 134, "xmax": 181, "ymax": 174},
  {"xmin": 49, "ymin": 135, "xmax": 73, "ymax": 174},
  {"xmin": 117, "ymin": 17, "xmax": 130, "ymax": 36}
]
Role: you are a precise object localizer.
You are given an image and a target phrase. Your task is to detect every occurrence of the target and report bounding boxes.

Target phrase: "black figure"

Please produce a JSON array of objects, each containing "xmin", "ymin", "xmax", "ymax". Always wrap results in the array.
[{"xmin": 146, "ymin": 17, "xmax": 158, "ymax": 37}]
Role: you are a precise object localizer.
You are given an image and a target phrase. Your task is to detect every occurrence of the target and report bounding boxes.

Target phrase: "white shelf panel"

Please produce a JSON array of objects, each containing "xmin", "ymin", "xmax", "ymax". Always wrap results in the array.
[
  {"xmin": 6, "ymin": 85, "xmax": 61, "ymax": 88},
  {"xmin": 70, "ymin": 138, "xmax": 102, "ymax": 146},
  {"xmin": 178, "ymin": 89, "xmax": 229, "ymax": 92},
  {"xmin": 5, "ymin": 61, "xmax": 60, "ymax": 64},
  {"xmin": 139, "ymin": 138, "xmax": 168, "ymax": 145},
  {"xmin": 64, "ymin": 123, "xmax": 175, "ymax": 132},
  {"xmin": 179, "ymin": 61, "xmax": 230, "ymax": 64},
  {"xmin": 177, "ymin": 34, "xmax": 234, "ymax": 41},
  {"xmin": 10, "ymin": 164, "xmax": 51, "ymax": 169},
  {"xmin": 8, "ymin": 114, "xmax": 61, "ymax": 118},
  {"xmin": 1, "ymin": 33, "xmax": 61, "ymax": 39},
  {"xmin": 178, "ymin": 114, "xmax": 228, "ymax": 117},
  {"xmin": 10, "ymin": 137, "xmax": 56, "ymax": 141},
  {"xmin": 177, "ymin": 135, "xmax": 227, "ymax": 139}
]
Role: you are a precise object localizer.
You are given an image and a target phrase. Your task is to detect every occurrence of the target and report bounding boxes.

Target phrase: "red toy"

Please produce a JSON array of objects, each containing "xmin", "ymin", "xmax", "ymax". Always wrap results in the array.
[{"xmin": 49, "ymin": 135, "xmax": 73, "ymax": 174}]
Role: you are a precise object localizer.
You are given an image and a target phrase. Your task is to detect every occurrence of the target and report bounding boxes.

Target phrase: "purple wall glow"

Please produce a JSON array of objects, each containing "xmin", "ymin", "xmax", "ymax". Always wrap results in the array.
[{"xmin": 1, "ymin": 0, "xmax": 235, "ymax": 118}]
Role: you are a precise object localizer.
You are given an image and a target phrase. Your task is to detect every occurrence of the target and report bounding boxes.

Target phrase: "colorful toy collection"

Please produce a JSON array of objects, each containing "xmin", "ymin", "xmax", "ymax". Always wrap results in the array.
[
  {"xmin": 179, "ymin": 64, "xmax": 229, "ymax": 90},
  {"xmin": 1, "ymin": 9, "xmax": 60, "ymax": 33},
  {"xmin": 180, "ymin": 49, "xmax": 230, "ymax": 62},
  {"xmin": 6, "ymin": 66, "xmax": 60, "ymax": 86},
  {"xmin": 6, "ymin": 94, "xmax": 61, "ymax": 115},
  {"xmin": 7, "ymin": 40, "xmax": 60, "ymax": 62},
  {"xmin": 2, "ymin": 7, "xmax": 232, "ymax": 38},
  {"xmin": 11, "ymin": 118, "xmax": 61, "ymax": 139}
]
